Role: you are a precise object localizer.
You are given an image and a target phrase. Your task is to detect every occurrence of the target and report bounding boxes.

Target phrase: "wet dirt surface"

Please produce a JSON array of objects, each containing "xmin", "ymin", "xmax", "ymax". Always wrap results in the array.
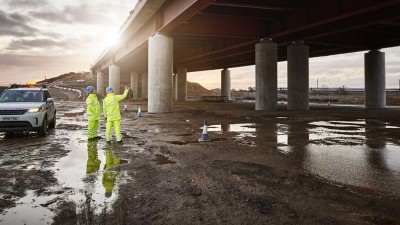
[{"xmin": 1, "ymin": 91, "xmax": 400, "ymax": 224}]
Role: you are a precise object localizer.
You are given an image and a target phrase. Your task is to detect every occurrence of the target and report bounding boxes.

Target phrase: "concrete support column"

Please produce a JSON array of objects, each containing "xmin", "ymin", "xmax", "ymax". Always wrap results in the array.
[
  {"xmin": 137, "ymin": 73, "xmax": 142, "ymax": 100},
  {"xmin": 89, "ymin": 69, "xmax": 94, "ymax": 79},
  {"xmin": 177, "ymin": 68, "xmax": 187, "ymax": 101},
  {"xmin": 109, "ymin": 64, "xmax": 121, "ymax": 94},
  {"xmin": 287, "ymin": 42, "xmax": 309, "ymax": 111},
  {"xmin": 221, "ymin": 68, "xmax": 231, "ymax": 100},
  {"xmin": 142, "ymin": 72, "xmax": 148, "ymax": 99},
  {"xmin": 97, "ymin": 71, "xmax": 105, "ymax": 96},
  {"xmin": 255, "ymin": 39, "xmax": 278, "ymax": 110},
  {"xmin": 173, "ymin": 74, "xmax": 178, "ymax": 100},
  {"xmin": 365, "ymin": 50, "xmax": 386, "ymax": 109},
  {"xmin": 130, "ymin": 72, "xmax": 139, "ymax": 100},
  {"xmin": 148, "ymin": 34, "xmax": 173, "ymax": 113}
]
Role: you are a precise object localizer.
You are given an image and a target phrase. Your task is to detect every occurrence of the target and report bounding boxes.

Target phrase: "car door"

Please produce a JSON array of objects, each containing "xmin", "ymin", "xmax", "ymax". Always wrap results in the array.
[{"xmin": 44, "ymin": 90, "xmax": 55, "ymax": 121}]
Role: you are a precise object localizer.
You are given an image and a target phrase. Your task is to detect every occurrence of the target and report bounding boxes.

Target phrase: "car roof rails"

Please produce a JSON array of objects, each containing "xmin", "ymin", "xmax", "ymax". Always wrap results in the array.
[{"xmin": 10, "ymin": 84, "xmax": 20, "ymax": 89}]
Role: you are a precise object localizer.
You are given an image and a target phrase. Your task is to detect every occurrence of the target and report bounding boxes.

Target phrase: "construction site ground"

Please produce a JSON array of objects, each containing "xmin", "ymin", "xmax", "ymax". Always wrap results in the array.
[{"xmin": 0, "ymin": 87, "xmax": 400, "ymax": 225}]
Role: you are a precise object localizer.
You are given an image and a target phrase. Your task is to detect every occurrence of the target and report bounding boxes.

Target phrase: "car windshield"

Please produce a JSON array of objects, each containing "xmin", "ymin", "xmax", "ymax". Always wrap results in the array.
[{"xmin": 0, "ymin": 90, "xmax": 43, "ymax": 103}]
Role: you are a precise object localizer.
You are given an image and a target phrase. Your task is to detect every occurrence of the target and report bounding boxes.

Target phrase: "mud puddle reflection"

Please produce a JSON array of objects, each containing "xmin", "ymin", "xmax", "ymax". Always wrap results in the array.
[
  {"xmin": 0, "ymin": 116, "xmax": 129, "ymax": 224},
  {"xmin": 277, "ymin": 119, "xmax": 400, "ymax": 196},
  {"xmin": 203, "ymin": 120, "xmax": 400, "ymax": 196},
  {"xmin": 204, "ymin": 123, "xmax": 257, "ymax": 146},
  {"xmin": 153, "ymin": 154, "xmax": 176, "ymax": 165}
]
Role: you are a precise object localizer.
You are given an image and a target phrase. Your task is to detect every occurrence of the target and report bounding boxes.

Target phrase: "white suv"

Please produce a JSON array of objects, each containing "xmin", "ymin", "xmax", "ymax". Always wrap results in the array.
[{"xmin": 0, "ymin": 85, "xmax": 56, "ymax": 136}]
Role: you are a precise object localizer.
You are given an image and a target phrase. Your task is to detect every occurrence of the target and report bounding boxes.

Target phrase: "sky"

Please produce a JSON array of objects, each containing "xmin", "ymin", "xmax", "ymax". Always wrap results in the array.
[
  {"xmin": 0, "ymin": 0, "xmax": 399, "ymax": 89},
  {"xmin": 0, "ymin": 0, "xmax": 136, "ymax": 85}
]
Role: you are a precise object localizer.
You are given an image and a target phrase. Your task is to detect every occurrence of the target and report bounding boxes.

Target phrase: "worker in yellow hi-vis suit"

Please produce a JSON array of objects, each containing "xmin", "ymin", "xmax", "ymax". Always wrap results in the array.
[
  {"xmin": 103, "ymin": 86, "xmax": 129, "ymax": 143},
  {"xmin": 85, "ymin": 86, "xmax": 101, "ymax": 140}
]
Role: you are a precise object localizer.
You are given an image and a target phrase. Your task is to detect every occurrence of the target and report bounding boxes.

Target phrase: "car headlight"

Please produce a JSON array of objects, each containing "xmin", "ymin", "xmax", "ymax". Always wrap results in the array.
[{"xmin": 28, "ymin": 107, "xmax": 41, "ymax": 113}]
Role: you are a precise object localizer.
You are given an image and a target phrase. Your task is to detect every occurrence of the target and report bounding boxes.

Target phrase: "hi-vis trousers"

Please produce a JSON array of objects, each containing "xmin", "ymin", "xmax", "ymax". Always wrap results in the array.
[
  {"xmin": 87, "ymin": 120, "xmax": 99, "ymax": 139},
  {"xmin": 106, "ymin": 119, "xmax": 122, "ymax": 142}
]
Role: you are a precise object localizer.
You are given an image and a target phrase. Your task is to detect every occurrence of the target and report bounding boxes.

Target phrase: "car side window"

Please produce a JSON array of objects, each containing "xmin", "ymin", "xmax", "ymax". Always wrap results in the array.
[{"xmin": 44, "ymin": 91, "xmax": 51, "ymax": 102}]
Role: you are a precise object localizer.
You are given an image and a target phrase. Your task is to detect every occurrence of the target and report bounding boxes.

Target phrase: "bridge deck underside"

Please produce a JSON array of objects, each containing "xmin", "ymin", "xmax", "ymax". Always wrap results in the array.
[
  {"xmin": 107, "ymin": 0, "xmax": 400, "ymax": 74},
  {"xmin": 166, "ymin": 0, "xmax": 400, "ymax": 72}
]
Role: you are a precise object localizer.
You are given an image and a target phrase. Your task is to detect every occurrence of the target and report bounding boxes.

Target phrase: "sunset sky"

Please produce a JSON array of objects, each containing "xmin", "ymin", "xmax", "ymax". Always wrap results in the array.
[{"xmin": 1, "ymin": 0, "xmax": 399, "ymax": 89}]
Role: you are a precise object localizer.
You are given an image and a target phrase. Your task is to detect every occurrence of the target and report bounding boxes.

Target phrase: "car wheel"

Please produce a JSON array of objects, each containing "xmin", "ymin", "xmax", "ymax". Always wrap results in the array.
[
  {"xmin": 38, "ymin": 116, "xmax": 47, "ymax": 137},
  {"xmin": 49, "ymin": 113, "xmax": 56, "ymax": 129}
]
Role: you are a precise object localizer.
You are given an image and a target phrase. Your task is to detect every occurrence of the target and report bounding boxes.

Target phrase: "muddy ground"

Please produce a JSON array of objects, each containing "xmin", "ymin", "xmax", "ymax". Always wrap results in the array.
[{"xmin": 1, "ymin": 87, "xmax": 400, "ymax": 225}]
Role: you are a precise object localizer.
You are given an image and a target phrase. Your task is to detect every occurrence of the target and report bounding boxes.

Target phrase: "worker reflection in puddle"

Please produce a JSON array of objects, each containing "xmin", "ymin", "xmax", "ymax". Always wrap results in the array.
[
  {"xmin": 86, "ymin": 141, "xmax": 101, "ymax": 175},
  {"xmin": 102, "ymin": 144, "xmax": 122, "ymax": 198}
]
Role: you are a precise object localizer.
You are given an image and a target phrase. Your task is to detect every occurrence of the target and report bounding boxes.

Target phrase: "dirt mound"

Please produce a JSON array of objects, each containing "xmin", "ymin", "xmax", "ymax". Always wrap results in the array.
[
  {"xmin": 39, "ymin": 72, "xmax": 214, "ymax": 97},
  {"xmin": 187, "ymin": 81, "xmax": 218, "ymax": 96}
]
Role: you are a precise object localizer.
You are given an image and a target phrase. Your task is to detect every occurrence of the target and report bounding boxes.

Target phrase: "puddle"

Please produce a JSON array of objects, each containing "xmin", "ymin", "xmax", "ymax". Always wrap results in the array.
[
  {"xmin": 303, "ymin": 144, "xmax": 400, "ymax": 196},
  {"xmin": 168, "ymin": 141, "xmax": 188, "ymax": 145},
  {"xmin": 232, "ymin": 137, "xmax": 256, "ymax": 147},
  {"xmin": 202, "ymin": 123, "xmax": 257, "ymax": 146},
  {"xmin": 198, "ymin": 119, "xmax": 400, "ymax": 196},
  {"xmin": 63, "ymin": 109, "xmax": 85, "ymax": 117},
  {"xmin": 152, "ymin": 154, "xmax": 176, "ymax": 165},
  {"xmin": 0, "ymin": 190, "xmax": 58, "ymax": 225},
  {"xmin": 276, "ymin": 120, "xmax": 400, "ymax": 196},
  {"xmin": 0, "ymin": 129, "xmax": 129, "ymax": 224},
  {"xmin": 204, "ymin": 123, "xmax": 256, "ymax": 133},
  {"xmin": 57, "ymin": 109, "xmax": 87, "ymax": 128}
]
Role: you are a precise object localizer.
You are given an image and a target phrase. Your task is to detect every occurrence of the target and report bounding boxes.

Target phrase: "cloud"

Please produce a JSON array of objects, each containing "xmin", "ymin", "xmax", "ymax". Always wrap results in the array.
[
  {"xmin": 6, "ymin": 38, "xmax": 65, "ymax": 50},
  {"xmin": 0, "ymin": 10, "xmax": 38, "ymax": 37},
  {"xmin": 4, "ymin": 35, "xmax": 95, "ymax": 53},
  {"xmin": 387, "ymin": 66, "xmax": 400, "ymax": 74},
  {"xmin": 6, "ymin": 0, "xmax": 48, "ymax": 8},
  {"xmin": 29, "ymin": 11, "xmax": 70, "ymax": 23},
  {"xmin": 0, "ymin": 54, "xmax": 62, "ymax": 67},
  {"xmin": 30, "ymin": 3, "xmax": 112, "ymax": 25},
  {"xmin": 0, "ymin": 53, "xmax": 91, "ymax": 85}
]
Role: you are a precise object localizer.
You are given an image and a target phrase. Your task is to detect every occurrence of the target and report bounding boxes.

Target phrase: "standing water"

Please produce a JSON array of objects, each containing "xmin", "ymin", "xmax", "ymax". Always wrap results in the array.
[
  {"xmin": 0, "ymin": 111, "xmax": 129, "ymax": 224},
  {"xmin": 207, "ymin": 121, "xmax": 400, "ymax": 197}
]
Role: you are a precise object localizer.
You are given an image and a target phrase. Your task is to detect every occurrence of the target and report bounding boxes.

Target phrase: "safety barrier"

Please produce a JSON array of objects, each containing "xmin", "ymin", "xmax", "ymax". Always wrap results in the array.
[{"xmin": 51, "ymin": 83, "xmax": 83, "ymax": 98}]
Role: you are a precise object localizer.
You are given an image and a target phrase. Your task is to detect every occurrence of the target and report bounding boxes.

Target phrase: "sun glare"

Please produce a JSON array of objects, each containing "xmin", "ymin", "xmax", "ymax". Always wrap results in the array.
[{"xmin": 104, "ymin": 33, "xmax": 120, "ymax": 47}]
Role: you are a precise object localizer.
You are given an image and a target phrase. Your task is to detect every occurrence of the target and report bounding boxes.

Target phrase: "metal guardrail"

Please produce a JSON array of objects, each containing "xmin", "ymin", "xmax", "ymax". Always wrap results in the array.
[{"xmin": 276, "ymin": 88, "xmax": 400, "ymax": 93}]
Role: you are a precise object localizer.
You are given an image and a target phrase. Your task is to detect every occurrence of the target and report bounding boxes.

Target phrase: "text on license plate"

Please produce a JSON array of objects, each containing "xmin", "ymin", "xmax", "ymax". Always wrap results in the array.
[{"xmin": 2, "ymin": 117, "xmax": 19, "ymax": 121}]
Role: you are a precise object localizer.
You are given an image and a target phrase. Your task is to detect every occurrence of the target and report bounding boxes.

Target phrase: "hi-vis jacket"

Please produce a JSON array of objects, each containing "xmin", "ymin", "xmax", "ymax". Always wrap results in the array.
[
  {"xmin": 103, "ymin": 89, "xmax": 128, "ymax": 121},
  {"xmin": 86, "ymin": 93, "xmax": 101, "ymax": 121}
]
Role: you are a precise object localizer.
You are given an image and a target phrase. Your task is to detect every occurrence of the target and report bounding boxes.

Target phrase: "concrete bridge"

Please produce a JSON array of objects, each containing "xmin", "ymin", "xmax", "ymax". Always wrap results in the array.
[{"xmin": 90, "ymin": 0, "xmax": 400, "ymax": 113}]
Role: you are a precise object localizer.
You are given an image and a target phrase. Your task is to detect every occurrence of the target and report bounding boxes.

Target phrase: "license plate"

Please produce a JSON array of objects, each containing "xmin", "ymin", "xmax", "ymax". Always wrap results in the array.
[{"xmin": 2, "ymin": 117, "xmax": 19, "ymax": 121}]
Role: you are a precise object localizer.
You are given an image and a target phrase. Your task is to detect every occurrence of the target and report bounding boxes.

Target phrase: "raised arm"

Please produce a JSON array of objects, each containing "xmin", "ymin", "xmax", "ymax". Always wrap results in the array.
[{"xmin": 115, "ymin": 88, "xmax": 129, "ymax": 102}]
